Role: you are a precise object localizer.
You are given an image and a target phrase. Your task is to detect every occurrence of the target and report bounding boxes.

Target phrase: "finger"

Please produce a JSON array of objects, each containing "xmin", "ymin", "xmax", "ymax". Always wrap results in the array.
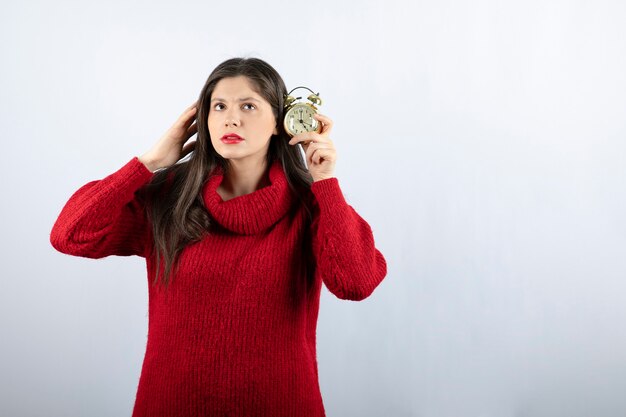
[
  {"xmin": 304, "ymin": 142, "xmax": 316, "ymax": 162},
  {"xmin": 313, "ymin": 148, "xmax": 334, "ymax": 165},
  {"xmin": 301, "ymin": 139, "xmax": 319, "ymax": 155},
  {"xmin": 179, "ymin": 107, "xmax": 197, "ymax": 127},
  {"xmin": 313, "ymin": 149, "xmax": 322, "ymax": 165},
  {"xmin": 305, "ymin": 142, "xmax": 330, "ymax": 163},
  {"xmin": 289, "ymin": 133, "xmax": 311, "ymax": 145},
  {"xmin": 186, "ymin": 121, "xmax": 198, "ymax": 137},
  {"xmin": 314, "ymin": 114, "xmax": 333, "ymax": 134},
  {"xmin": 182, "ymin": 108, "xmax": 197, "ymax": 122},
  {"xmin": 181, "ymin": 140, "xmax": 196, "ymax": 157},
  {"xmin": 312, "ymin": 148, "xmax": 325, "ymax": 165},
  {"xmin": 301, "ymin": 139, "xmax": 331, "ymax": 159},
  {"xmin": 181, "ymin": 104, "xmax": 197, "ymax": 120},
  {"xmin": 290, "ymin": 132, "xmax": 330, "ymax": 145}
]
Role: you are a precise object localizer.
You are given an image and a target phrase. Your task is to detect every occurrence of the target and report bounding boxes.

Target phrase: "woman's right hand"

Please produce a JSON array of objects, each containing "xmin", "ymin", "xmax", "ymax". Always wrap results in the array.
[{"xmin": 139, "ymin": 101, "xmax": 199, "ymax": 172}]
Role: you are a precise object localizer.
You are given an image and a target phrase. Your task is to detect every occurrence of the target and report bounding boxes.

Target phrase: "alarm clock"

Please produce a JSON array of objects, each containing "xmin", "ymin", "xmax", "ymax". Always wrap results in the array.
[{"xmin": 283, "ymin": 86, "xmax": 323, "ymax": 138}]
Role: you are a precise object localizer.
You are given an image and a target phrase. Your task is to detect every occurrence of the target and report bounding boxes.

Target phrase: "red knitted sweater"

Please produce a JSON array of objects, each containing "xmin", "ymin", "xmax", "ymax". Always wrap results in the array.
[{"xmin": 50, "ymin": 156, "xmax": 387, "ymax": 417}]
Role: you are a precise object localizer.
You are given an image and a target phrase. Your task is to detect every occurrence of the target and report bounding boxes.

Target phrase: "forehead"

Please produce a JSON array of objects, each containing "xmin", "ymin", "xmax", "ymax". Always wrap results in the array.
[{"xmin": 211, "ymin": 76, "xmax": 264, "ymax": 101}]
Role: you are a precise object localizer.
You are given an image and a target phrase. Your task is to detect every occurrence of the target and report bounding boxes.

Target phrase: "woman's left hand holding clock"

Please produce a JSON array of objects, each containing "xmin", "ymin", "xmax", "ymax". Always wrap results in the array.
[{"xmin": 288, "ymin": 113, "xmax": 337, "ymax": 182}]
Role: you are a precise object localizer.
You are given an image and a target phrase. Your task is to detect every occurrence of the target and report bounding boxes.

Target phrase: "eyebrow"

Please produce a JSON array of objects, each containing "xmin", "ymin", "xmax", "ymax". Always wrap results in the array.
[{"xmin": 210, "ymin": 97, "xmax": 261, "ymax": 103}]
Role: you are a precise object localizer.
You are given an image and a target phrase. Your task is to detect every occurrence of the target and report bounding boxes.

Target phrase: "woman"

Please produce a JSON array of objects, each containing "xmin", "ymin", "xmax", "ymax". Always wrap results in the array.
[{"xmin": 50, "ymin": 57, "xmax": 387, "ymax": 417}]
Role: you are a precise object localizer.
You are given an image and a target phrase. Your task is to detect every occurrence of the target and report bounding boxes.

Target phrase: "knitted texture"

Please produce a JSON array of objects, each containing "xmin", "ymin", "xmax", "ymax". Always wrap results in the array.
[{"xmin": 50, "ymin": 156, "xmax": 388, "ymax": 417}]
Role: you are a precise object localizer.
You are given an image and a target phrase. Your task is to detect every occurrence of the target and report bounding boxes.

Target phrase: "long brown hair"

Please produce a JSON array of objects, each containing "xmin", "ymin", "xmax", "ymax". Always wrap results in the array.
[{"xmin": 138, "ymin": 57, "xmax": 315, "ymax": 290}]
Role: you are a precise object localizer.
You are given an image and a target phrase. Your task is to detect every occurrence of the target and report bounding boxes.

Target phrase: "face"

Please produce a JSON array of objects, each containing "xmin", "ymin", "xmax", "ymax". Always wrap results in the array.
[{"xmin": 208, "ymin": 75, "xmax": 278, "ymax": 164}]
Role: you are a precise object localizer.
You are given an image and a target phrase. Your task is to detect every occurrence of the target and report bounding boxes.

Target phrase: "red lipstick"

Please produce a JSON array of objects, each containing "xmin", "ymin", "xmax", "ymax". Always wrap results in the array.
[{"xmin": 221, "ymin": 133, "xmax": 244, "ymax": 144}]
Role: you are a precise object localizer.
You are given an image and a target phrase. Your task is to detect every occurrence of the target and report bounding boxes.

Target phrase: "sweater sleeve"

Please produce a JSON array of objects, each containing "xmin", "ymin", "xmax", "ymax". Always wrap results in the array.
[
  {"xmin": 309, "ymin": 177, "xmax": 388, "ymax": 301},
  {"xmin": 50, "ymin": 156, "xmax": 155, "ymax": 259}
]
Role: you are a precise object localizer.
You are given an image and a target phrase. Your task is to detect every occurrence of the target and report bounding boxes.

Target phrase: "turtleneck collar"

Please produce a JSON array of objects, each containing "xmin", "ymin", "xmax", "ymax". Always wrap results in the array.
[{"xmin": 202, "ymin": 159, "xmax": 296, "ymax": 235}]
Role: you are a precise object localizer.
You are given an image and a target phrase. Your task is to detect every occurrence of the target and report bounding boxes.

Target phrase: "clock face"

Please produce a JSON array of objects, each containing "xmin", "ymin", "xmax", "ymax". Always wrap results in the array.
[{"xmin": 285, "ymin": 104, "xmax": 320, "ymax": 135}]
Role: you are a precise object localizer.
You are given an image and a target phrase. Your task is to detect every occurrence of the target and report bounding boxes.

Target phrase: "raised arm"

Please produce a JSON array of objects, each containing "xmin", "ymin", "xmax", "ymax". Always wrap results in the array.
[
  {"xmin": 51, "ymin": 100, "xmax": 200, "ymax": 259},
  {"xmin": 50, "ymin": 156, "xmax": 155, "ymax": 258},
  {"xmin": 309, "ymin": 177, "xmax": 388, "ymax": 301}
]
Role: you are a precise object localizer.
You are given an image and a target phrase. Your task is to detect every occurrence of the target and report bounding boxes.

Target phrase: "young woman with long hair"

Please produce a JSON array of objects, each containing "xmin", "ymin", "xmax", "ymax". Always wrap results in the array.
[{"xmin": 51, "ymin": 56, "xmax": 387, "ymax": 417}]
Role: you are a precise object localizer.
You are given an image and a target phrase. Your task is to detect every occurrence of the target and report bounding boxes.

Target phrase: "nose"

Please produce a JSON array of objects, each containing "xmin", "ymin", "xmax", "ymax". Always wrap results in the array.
[{"xmin": 225, "ymin": 111, "xmax": 240, "ymax": 127}]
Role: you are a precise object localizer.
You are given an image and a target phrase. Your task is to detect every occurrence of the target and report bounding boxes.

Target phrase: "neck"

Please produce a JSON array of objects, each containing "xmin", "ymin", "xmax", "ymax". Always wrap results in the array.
[{"xmin": 218, "ymin": 159, "xmax": 271, "ymax": 200}]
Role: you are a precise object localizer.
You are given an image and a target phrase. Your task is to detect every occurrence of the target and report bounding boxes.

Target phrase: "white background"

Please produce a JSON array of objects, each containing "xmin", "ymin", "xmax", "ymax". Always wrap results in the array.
[{"xmin": 2, "ymin": 0, "xmax": 626, "ymax": 416}]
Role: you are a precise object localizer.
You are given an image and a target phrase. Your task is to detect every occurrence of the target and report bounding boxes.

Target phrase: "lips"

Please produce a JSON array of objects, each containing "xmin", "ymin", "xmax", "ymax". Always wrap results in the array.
[{"xmin": 221, "ymin": 133, "xmax": 244, "ymax": 140}]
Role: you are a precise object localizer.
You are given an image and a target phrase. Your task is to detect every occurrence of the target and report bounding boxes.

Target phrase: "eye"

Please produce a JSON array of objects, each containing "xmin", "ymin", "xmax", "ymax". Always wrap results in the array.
[{"xmin": 213, "ymin": 103, "xmax": 256, "ymax": 110}]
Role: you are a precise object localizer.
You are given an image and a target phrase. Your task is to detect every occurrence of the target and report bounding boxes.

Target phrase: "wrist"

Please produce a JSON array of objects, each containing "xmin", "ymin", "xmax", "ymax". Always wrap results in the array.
[
  {"xmin": 313, "ymin": 176, "xmax": 335, "ymax": 182},
  {"xmin": 138, "ymin": 155, "xmax": 159, "ymax": 173}
]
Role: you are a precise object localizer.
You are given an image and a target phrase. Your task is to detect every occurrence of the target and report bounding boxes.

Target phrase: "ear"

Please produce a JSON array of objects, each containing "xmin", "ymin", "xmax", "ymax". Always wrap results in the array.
[{"xmin": 273, "ymin": 124, "xmax": 278, "ymax": 135}]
